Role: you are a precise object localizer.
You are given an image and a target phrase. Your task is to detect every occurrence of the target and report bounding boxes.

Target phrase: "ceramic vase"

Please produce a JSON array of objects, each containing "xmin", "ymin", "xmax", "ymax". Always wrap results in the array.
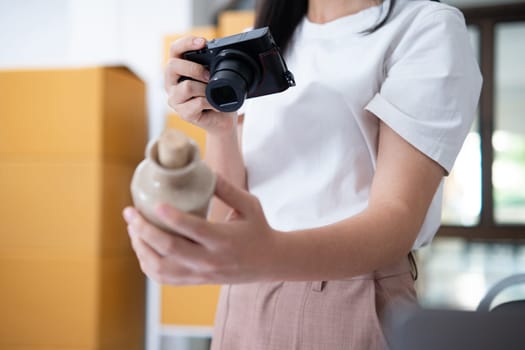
[{"xmin": 130, "ymin": 135, "xmax": 215, "ymax": 232}]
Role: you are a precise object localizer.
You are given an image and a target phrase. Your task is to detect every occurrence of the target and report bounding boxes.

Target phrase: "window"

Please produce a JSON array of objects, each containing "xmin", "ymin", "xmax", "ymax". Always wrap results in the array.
[
  {"xmin": 440, "ymin": 3, "xmax": 525, "ymax": 239},
  {"xmin": 418, "ymin": 4, "xmax": 525, "ymax": 310},
  {"xmin": 493, "ymin": 22, "xmax": 525, "ymax": 224},
  {"xmin": 441, "ymin": 27, "xmax": 482, "ymax": 227}
]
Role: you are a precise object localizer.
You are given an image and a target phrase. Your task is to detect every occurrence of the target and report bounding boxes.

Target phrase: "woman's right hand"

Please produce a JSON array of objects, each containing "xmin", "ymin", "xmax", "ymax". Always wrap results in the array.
[{"xmin": 165, "ymin": 36, "xmax": 237, "ymax": 136}]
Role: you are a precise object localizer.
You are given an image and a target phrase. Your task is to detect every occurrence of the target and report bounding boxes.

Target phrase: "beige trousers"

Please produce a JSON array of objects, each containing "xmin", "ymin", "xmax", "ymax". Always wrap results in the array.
[{"xmin": 211, "ymin": 255, "xmax": 417, "ymax": 350}]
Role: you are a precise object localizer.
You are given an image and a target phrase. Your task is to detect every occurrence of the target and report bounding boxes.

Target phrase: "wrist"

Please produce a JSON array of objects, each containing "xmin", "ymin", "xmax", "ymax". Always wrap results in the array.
[{"xmin": 203, "ymin": 111, "xmax": 239, "ymax": 138}]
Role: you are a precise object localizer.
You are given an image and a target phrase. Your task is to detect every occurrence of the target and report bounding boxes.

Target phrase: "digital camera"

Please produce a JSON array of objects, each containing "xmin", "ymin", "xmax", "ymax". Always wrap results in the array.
[{"xmin": 182, "ymin": 27, "xmax": 296, "ymax": 113}]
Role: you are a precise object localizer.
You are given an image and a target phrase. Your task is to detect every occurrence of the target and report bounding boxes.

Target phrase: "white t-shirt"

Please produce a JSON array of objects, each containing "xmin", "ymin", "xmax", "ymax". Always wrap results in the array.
[{"xmin": 241, "ymin": 0, "xmax": 482, "ymax": 248}]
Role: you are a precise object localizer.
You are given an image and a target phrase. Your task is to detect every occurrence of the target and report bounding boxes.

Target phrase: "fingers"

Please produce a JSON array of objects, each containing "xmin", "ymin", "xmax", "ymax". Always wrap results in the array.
[
  {"xmin": 165, "ymin": 36, "xmax": 239, "ymax": 134},
  {"xmin": 167, "ymin": 81, "xmax": 207, "ymax": 109},
  {"xmin": 165, "ymin": 76, "xmax": 218, "ymax": 127},
  {"xmin": 136, "ymin": 219, "xmax": 180, "ymax": 254},
  {"xmin": 165, "ymin": 58, "xmax": 209, "ymax": 91},
  {"xmin": 165, "ymin": 36, "xmax": 209, "ymax": 92},
  {"xmin": 169, "ymin": 36, "xmax": 206, "ymax": 59},
  {"xmin": 155, "ymin": 203, "xmax": 219, "ymax": 246},
  {"xmin": 165, "ymin": 73, "xmax": 214, "ymax": 127},
  {"xmin": 214, "ymin": 175, "xmax": 259, "ymax": 216},
  {"xmin": 164, "ymin": 36, "xmax": 212, "ymax": 125},
  {"xmin": 128, "ymin": 229, "xmax": 164, "ymax": 275},
  {"xmin": 169, "ymin": 96, "xmax": 214, "ymax": 125},
  {"xmin": 124, "ymin": 207, "xmax": 214, "ymax": 283},
  {"xmin": 129, "ymin": 233, "xmax": 197, "ymax": 285}
]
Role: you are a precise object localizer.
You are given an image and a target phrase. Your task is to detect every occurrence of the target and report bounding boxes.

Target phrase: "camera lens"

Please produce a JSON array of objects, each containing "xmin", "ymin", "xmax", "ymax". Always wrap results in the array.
[
  {"xmin": 206, "ymin": 50, "xmax": 260, "ymax": 113},
  {"xmin": 210, "ymin": 85, "xmax": 237, "ymax": 107},
  {"xmin": 207, "ymin": 68, "xmax": 250, "ymax": 112}
]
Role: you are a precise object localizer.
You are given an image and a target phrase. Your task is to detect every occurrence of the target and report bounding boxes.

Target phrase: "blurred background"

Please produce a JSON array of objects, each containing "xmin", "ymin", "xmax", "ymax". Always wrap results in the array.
[{"xmin": 0, "ymin": 0, "xmax": 524, "ymax": 349}]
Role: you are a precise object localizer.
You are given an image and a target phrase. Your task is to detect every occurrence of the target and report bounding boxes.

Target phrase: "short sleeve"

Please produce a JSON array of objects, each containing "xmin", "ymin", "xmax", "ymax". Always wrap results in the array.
[{"xmin": 365, "ymin": 8, "xmax": 482, "ymax": 174}]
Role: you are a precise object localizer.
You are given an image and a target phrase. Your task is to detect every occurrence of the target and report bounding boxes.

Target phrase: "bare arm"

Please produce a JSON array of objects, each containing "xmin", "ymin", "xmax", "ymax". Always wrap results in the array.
[
  {"xmin": 123, "ymin": 114, "xmax": 445, "ymax": 285},
  {"xmin": 204, "ymin": 115, "xmax": 246, "ymax": 222},
  {"xmin": 268, "ymin": 116, "xmax": 445, "ymax": 280}
]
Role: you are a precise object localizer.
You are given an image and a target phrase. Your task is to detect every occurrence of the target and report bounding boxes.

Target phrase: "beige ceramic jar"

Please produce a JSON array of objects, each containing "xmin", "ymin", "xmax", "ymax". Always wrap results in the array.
[{"xmin": 130, "ymin": 129, "xmax": 215, "ymax": 232}]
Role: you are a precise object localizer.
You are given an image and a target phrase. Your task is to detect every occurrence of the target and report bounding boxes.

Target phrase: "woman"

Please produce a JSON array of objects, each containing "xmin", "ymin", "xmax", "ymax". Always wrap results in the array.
[{"xmin": 123, "ymin": 0, "xmax": 482, "ymax": 348}]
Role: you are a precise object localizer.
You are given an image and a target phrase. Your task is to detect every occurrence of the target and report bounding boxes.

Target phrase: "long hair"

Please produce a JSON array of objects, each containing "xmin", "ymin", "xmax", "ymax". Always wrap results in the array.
[
  {"xmin": 254, "ymin": 0, "xmax": 307, "ymax": 54},
  {"xmin": 254, "ymin": 0, "xmax": 440, "ymax": 53}
]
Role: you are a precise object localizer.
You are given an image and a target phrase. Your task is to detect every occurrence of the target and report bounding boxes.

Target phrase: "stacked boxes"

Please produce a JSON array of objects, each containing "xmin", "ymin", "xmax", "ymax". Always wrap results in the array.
[{"xmin": 0, "ymin": 67, "xmax": 147, "ymax": 349}]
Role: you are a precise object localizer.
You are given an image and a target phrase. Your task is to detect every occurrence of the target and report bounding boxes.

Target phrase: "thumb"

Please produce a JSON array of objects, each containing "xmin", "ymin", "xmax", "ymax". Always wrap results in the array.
[{"xmin": 214, "ymin": 175, "xmax": 257, "ymax": 216}]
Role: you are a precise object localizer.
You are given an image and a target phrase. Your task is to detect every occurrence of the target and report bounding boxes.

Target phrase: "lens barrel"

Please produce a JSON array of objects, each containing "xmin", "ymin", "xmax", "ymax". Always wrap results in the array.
[{"xmin": 206, "ymin": 50, "xmax": 260, "ymax": 112}]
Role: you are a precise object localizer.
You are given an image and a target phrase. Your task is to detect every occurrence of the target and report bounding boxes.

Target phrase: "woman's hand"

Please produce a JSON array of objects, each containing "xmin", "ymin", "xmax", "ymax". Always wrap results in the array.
[
  {"xmin": 166, "ymin": 36, "xmax": 237, "ymax": 136},
  {"xmin": 123, "ymin": 175, "xmax": 281, "ymax": 285}
]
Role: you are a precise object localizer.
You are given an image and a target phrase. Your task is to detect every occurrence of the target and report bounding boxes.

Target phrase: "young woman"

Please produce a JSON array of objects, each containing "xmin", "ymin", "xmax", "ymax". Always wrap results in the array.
[{"xmin": 123, "ymin": 0, "xmax": 482, "ymax": 348}]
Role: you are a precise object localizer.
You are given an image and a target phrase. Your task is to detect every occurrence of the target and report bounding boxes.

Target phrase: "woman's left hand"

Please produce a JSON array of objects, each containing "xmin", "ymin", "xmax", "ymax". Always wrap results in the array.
[{"xmin": 122, "ymin": 175, "xmax": 281, "ymax": 285}]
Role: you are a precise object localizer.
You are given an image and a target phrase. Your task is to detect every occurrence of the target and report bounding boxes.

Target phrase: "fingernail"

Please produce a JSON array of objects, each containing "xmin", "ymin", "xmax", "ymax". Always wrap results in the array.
[
  {"xmin": 193, "ymin": 37, "xmax": 205, "ymax": 47},
  {"xmin": 203, "ymin": 70, "xmax": 210, "ymax": 81},
  {"xmin": 123, "ymin": 207, "xmax": 135, "ymax": 222}
]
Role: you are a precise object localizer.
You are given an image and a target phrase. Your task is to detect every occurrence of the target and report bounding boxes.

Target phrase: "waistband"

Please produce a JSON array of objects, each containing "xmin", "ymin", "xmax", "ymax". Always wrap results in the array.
[{"xmin": 343, "ymin": 252, "xmax": 417, "ymax": 281}]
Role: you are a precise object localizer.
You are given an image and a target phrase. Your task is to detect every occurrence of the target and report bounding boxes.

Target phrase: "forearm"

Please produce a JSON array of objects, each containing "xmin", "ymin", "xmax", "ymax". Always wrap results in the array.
[
  {"xmin": 264, "ymin": 119, "xmax": 444, "ymax": 281},
  {"xmin": 268, "ymin": 202, "xmax": 420, "ymax": 281},
  {"xmin": 204, "ymin": 115, "xmax": 246, "ymax": 221}
]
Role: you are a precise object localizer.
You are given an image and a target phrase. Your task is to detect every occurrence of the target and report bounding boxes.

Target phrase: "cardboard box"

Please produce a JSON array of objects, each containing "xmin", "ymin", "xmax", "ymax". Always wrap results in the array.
[
  {"xmin": 162, "ymin": 285, "xmax": 221, "ymax": 326},
  {"xmin": 0, "ymin": 256, "xmax": 144, "ymax": 349},
  {"xmin": 0, "ymin": 67, "xmax": 147, "ymax": 162},
  {"xmin": 0, "ymin": 66, "xmax": 147, "ymax": 348},
  {"xmin": 218, "ymin": 10, "xmax": 255, "ymax": 37}
]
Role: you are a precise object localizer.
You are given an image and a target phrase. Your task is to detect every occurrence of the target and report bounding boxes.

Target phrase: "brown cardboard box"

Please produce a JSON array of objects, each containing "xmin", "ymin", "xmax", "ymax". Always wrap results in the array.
[
  {"xmin": 217, "ymin": 10, "xmax": 255, "ymax": 37},
  {"xmin": 0, "ymin": 66, "xmax": 147, "ymax": 349}
]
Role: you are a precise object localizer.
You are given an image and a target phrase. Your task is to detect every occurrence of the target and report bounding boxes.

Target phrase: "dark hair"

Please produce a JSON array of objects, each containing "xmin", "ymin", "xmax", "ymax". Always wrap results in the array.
[
  {"xmin": 254, "ymin": 0, "xmax": 440, "ymax": 53},
  {"xmin": 254, "ymin": 0, "xmax": 307, "ymax": 54}
]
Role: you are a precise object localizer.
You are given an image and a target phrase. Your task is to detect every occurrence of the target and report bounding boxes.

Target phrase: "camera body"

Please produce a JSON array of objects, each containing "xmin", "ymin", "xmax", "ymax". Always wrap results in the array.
[{"xmin": 183, "ymin": 27, "xmax": 295, "ymax": 112}]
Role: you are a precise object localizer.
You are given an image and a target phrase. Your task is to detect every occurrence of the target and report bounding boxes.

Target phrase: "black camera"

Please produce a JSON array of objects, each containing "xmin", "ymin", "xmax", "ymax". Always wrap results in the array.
[{"xmin": 182, "ymin": 27, "xmax": 296, "ymax": 113}]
